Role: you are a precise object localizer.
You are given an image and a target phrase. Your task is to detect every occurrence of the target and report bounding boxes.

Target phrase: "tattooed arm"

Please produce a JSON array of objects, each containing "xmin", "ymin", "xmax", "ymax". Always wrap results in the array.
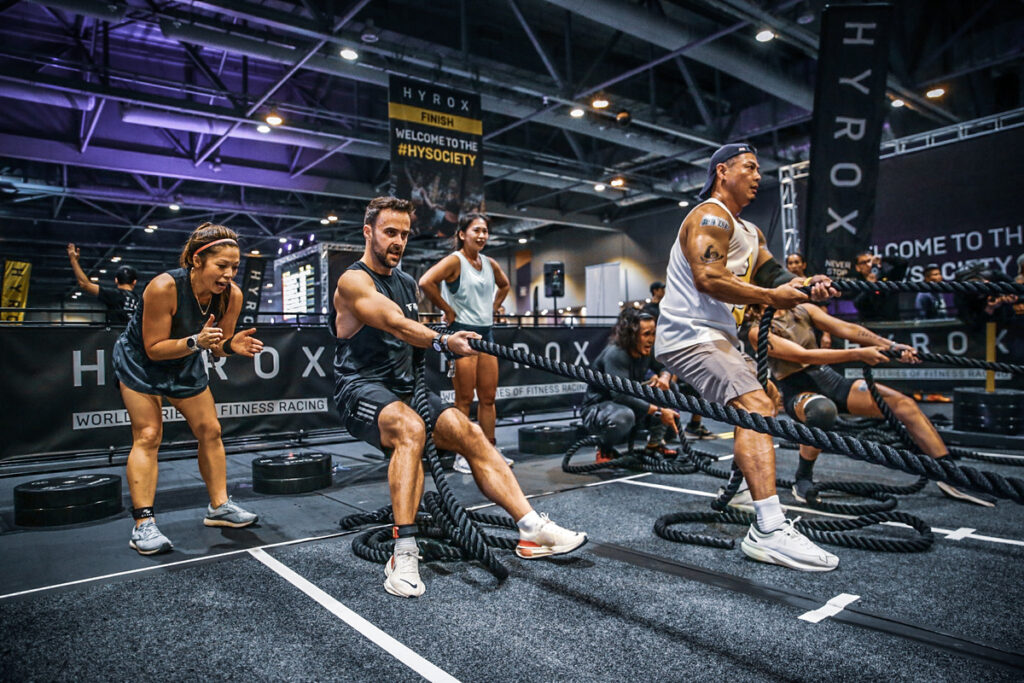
[{"xmin": 681, "ymin": 206, "xmax": 808, "ymax": 309}]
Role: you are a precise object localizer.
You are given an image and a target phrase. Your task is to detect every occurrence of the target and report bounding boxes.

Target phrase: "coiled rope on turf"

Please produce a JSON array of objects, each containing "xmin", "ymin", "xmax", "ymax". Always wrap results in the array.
[
  {"xmin": 338, "ymin": 350, "xmax": 513, "ymax": 580},
  {"xmin": 561, "ymin": 434, "xmax": 697, "ymax": 475},
  {"xmin": 469, "ymin": 338, "xmax": 1024, "ymax": 503}
]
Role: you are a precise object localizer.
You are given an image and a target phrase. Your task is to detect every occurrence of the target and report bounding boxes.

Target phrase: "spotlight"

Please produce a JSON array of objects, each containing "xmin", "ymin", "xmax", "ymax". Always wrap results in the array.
[
  {"xmin": 926, "ymin": 87, "xmax": 945, "ymax": 99},
  {"xmin": 99, "ymin": 269, "xmax": 107, "ymax": 274},
  {"xmin": 265, "ymin": 111, "xmax": 283, "ymax": 126},
  {"xmin": 89, "ymin": 276, "xmax": 99, "ymax": 282},
  {"xmin": 591, "ymin": 96, "xmax": 609, "ymax": 109},
  {"xmin": 615, "ymin": 110, "xmax": 631, "ymax": 126},
  {"xmin": 144, "ymin": 227, "xmax": 154, "ymax": 233},
  {"xmin": 278, "ymin": 247, "xmax": 283, "ymax": 255},
  {"xmin": 279, "ymin": 237, "xmax": 287, "ymax": 243},
  {"xmin": 593, "ymin": 183, "xmax": 606, "ymax": 192},
  {"xmin": 569, "ymin": 107, "xmax": 585, "ymax": 118},
  {"xmin": 360, "ymin": 20, "xmax": 379, "ymax": 44},
  {"xmin": 320, "ymin": 218, "xmax": 330, "ymax": 225},
  {"xmin": 891, "ymin": 98, "xmax": 905, "ymax": 108},
  {"xmin": 299, "ymin": 239, "xmax": 304, "ymax": 246},
  {"xmin": 678, "ymin": 200, "xmax": 689, "ymax": 208},
  {"xmin": 251, "ymin": 250, "xmax": 260, "ymax": 256},
  {"xmin": 609, "ymin": 177, "xmax": 625, "ymax": 187},
  {"xmin": 147, "ymin": 224, "xmax": 158, "ymax": 231},
  {"xmin": 327, "ymin": 214, "xmax": 338, "ymax": 222},
  {"xmin": 168, "ymin": 203, "xmax": 180, "ymax": 211},
  {"xmin": 340, "ymin": 47, "xmax": 359, "ymax": 61},
  {"xmin": 256, "ymin": 124, "xmax": 271, "ymax": 134},
  {"xmin": 110, "ymin": 256, "xmax": 122, "ymax": 263},
  {"xmin": 756, "ymin": 29, "xmax": 775, "ymax": 42},
  {"xmin": 518, "ymin": 237, "xmax": 528, "ymax": 244}
]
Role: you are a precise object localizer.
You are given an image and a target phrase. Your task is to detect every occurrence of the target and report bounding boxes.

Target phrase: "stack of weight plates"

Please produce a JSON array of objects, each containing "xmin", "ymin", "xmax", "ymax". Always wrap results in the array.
[
  {"xmin": 953, "ymin": 388, "xmax": 1023, "ymax": 435},
  {"xmin": 252, "ymin": 452, "xmax": 333, "ymax": 494},
  {"xmin": 14, "ymin": 474, "xmax": 122, "ymax": 527}
]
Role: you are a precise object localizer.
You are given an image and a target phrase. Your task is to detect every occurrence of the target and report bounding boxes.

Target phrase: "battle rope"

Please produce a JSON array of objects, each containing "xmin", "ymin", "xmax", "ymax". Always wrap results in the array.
[
  {"xmin": 561, "ymin": 434, "xmax": 697, "ymax": 475},
  {"xmin": 881, "ymin": 348, "xmax": 1024, "ymax": 375},
  {"xmin": 469, "ymin": 338, "xmax": 1024, "ymax": 503}
]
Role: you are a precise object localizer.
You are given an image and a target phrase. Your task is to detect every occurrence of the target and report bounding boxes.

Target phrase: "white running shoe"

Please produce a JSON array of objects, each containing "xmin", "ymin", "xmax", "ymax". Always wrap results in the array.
[
  {"xmin": 740, "ymin": 518, "xmax": 838, "ymax": 572},
  {"xmin": 516, "ymin": 513, "xmax": 588, "ymax": 559},
  {"xmin": 453, "ymin": 451, "xmax": 515, "ymax": 474},
  {"xmin": 384, "ymin": 550, "xmax": 425, "ymax": 598}
]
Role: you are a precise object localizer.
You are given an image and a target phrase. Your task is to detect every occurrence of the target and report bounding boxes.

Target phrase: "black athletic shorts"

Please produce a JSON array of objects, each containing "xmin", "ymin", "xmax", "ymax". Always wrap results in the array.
[
  {"xmin": 337, "ymin": 381, "xmax": 453, "ymax": 454},
  {"xmin": 776, "ymin": 365, "xmax": 856, "ymax": 418}
]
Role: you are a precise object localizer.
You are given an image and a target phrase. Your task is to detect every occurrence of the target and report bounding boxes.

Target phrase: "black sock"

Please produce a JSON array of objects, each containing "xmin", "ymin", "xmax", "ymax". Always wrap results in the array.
[{"xmin": 795, "ymin": 456, "xmax": 816, "ymax": 481}]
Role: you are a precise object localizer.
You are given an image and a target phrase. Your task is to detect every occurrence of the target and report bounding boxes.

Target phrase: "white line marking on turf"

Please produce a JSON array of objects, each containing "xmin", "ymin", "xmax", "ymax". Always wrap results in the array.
[
  {"xmin": 798, "ymin": 593, "xmax": 860, "ymax": 624},
  {"xmin": 975, "ymin": 451, "xmax": 1024, "ymax": 460},
  {"xmin": 0, "ymin": 530, "xmax": 351, "ymax": 601},
  {"xmin": 944, "ymin": 527, "xmax": 976, "ymax": 541},
  {"xmin": 614, "ymin": 479, "xmax": 1024, "ymax": 547},
  {"xmin": 249, "ymin": 548, "xmax": 458, "ymax": 683}
]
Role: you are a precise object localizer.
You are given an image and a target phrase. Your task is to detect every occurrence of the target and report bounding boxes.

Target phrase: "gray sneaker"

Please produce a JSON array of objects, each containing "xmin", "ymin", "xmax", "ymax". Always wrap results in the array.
[
  {"xmin": 204, "ymin": 497, "xmax": 258, "ymax": 528},
  {"xmin": 129, "ymin": 520, "xmax": 173, "ymax": 555}
]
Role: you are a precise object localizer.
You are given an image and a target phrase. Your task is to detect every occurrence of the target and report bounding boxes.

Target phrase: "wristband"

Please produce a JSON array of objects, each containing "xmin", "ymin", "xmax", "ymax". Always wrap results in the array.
[{"xmin": 223, "ymin": 336, "xmax": 235, "ymax": 355}]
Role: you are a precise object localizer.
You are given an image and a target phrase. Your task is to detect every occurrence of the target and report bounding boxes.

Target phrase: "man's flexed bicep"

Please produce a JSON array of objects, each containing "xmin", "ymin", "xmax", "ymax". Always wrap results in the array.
[{"xmin": 682, "ymin": 207, "xmax": 735, "ymax": 294}]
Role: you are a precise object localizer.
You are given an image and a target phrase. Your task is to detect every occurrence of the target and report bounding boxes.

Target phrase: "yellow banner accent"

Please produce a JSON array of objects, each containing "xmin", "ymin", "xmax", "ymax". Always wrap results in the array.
[
  {"xmin": 388, "ymin": 102, "xmax": 483, "ymax": 135},
  {"xmin": 2, "ymin": 260, "xmax": 31, "ymax": 323}
]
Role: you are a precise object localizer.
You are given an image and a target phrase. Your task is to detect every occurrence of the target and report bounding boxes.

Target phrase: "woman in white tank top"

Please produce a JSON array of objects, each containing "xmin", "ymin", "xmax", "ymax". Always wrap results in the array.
[{"xmin": 419, "ymin": 213, "xmax": 513, "ymax": 472}]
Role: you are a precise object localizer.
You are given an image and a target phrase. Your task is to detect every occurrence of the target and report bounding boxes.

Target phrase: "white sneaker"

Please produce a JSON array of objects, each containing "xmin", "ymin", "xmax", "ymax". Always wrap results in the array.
[
  {"xmin": 717, "ymin": 478, "xmax": 752, "ymax": 506},
  {"xmin": 384, "ymin": 550, "xmax": 425, "ymax": 598},
  {"xmin": 453, "ymin": 450, "xmax": 514, "ymax": 474},
  {"xmin": 740, "ymin": 518, "xmax": 838, "ymax": 572},
  {"xmin": 516, "ymin": 513, "xmax": 587, "ymax": 559},
  {"xmin": 453, "ymin": 454, "xmax": 472, "ymax": 474}
]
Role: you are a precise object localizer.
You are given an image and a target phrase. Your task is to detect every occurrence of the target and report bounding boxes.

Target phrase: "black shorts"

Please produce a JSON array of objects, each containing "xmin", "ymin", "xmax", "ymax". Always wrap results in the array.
[
  {"xmin": 337, "ymin": 381, "xmax": 453, "ymax": 454},
  {"xmin": 776, "ymin": 366, "xmax": 856, "ymax": 418},
  {"xmin": 449, "ymin": 322, "xmax": 495, "ymax": 344}
]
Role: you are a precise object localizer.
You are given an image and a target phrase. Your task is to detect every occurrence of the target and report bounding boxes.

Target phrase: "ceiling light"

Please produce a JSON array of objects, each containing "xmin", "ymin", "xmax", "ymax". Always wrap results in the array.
[
  {"xmin": 144, "ymin": 227, "xmax": 154, "ymax": 233},
  {"xmin": 518, "ymin": 237, "xmax": 528, "ymax": 244},
  {"xmin": 308, "ymin": 233, "xmax": 315, "ymax": 241},
  {"xmin": 609, "ymin": 177, "xmax": 625, "ymax": 187},
  {"xmin": 891, "ymin": 98, "xmax": 905, "ymax": 108},
  {"xmin": 168, "ymin": 203, "xmax": 180, "ymax": 211},
  {"xmin": 327, "ymin": 214, "xmax": 338, "ymax": 222},
  {"xmin": 299, "ymin": 239, "xmax": 304, "ymax": 246},
  {"xmin": 591, "ymin": 96, "xmax": 609, "ymax": 109},
  {"xmin": 110, "ymin": 256, "xmax": 122, "ymax": 263},
  {"xmin": 593, "ymin": 183, "xmax": 606, "ymax": 192},
  {"xmin": 678, "ymin": 200, "xmax": 689, "ymax": 208},
  {"xmin": 360, "ymin": 20, "xmax": 380, "ymax": 43},
  {"xmin": 278, "ymin": 247, "xmax": 283, "ymax": 255},
  {"xmin": 279, "ymin": 237, "xmax": 288, "ymax": 243},
  {"xmin": 89, "ymin": 276, "xmax": 99, "ymax": 282},
  {"xmin": 99, "ymin": 269, "xmax": 107, "ymax": 274},
  {"xmin": 756, "ymin": 29, "xmax": 775, "ymax": 42},
  {"xmin": 250, "ymin": 250, "xmax": 260, "ymax": 256},
  {"xmin": 569, "ymin": 107, "xmax": 585, "ymax": 118},
  {"xmin": 256, "ymin": 124, "xmax": 271, "ymax": 134},
  {"xmin": 320, "ymin": 218, "xmax": 330, "ymax": 225},
  {"xmin": 265, "ymin": 111, "xmax": 283, "ymax": 126},
  {"xmin": 340, "ymin": 47, "xmax": 359, "ymax": 61},
  {"xmin": 796, "ymin": 11, "xmax": 814, "ymax": 25},
  {"xmin": 926, "ymin": 87, "xmax": 945, "ymax": 99},
  {"xmin": 615, "ymin": 110, "xmax": 631, "ymax": 126}
]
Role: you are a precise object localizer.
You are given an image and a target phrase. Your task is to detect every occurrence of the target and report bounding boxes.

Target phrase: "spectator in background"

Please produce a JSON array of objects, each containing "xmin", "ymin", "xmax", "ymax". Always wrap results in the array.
[
  {"xmin": 851, "ymin": 251, "xmax": 908, "ymax": 322},
  {"xmin": 67, "ymin": 243, "xmax": 139, "ymax": 326},
  {"xmin": 642, "ymin": 281, "xmax": 665, "ymax": 319},
  {"xmin": 642, "ymin": 279, "xmax": 713, "ymax": 439},
  {"xmin": 954, "ymin": 265, "xmax": 1018, "ymax": 332},
  {"xmin": 785, "ymin": 253, "xmax": 808, "ymax": 279},
  {"xmin": 915, "ymin": 264, "xmax": 948, "ymax": 319},
  {"xmin": 1016, "ymin": 253, "xmax": 1024, "ymax": 284}
]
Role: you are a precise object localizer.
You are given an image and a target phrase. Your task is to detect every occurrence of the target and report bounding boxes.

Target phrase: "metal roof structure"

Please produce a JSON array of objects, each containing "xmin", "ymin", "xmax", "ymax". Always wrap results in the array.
[{"xmin": 1, "ymin": 0, "xmax": 1021, "ymax": 298}]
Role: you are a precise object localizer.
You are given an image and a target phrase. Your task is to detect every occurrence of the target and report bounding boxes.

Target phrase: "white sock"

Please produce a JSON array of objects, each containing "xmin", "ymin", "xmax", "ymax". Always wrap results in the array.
[
  {"xmin": 752, "ymin": 495, "xmax": 786, "ymax": 532},
  {"xmin": 516, "ymin": 510, "xmax": 542, "ymax": 534},
  {"xmin": 394, "ymin": 537, "xmax": 417, "ymax": 554}
]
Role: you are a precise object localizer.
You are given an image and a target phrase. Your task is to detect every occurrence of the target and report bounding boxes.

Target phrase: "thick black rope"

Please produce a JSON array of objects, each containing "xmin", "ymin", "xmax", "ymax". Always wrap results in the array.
[
  {"xmin": 829, "ymin": 278, "xmax": 1024, "ymax": 296},
  {"xmin": 470, "ymin": 339, "xmax": 1024, "ymax": 503},
  {"xmin": 882, "ymin": 348, "xmax": 1024, "ymax": 375},
  {"xmin": 561, "ymin": 434, "xmax": 697, "ymax": 475}
]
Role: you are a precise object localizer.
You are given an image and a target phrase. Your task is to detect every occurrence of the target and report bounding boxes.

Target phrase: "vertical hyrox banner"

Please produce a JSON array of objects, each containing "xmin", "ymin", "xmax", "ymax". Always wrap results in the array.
[
  {"xmin": 238, "ymin": 255, "xmax": 267, "ymax": 327},
  {"xmin": 389, "ymin": 75, "xmax": 484, "ymax": 238},
  {"xmin": 804, "ymin": 3, "xmax": 892, "ymax": 278}
]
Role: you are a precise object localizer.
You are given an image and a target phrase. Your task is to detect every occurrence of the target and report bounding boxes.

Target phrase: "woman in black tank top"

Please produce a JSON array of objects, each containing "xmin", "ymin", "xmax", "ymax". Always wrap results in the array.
[{"xmin": 112, "ymin": 223, "xmax": 265, "ymax": 554}]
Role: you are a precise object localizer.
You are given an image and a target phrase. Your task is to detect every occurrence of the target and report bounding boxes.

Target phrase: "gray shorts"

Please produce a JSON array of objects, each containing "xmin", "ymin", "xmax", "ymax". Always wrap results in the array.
[{"xmin": 657, "ymin": 340, "xmax": 762, "ymax": 406}]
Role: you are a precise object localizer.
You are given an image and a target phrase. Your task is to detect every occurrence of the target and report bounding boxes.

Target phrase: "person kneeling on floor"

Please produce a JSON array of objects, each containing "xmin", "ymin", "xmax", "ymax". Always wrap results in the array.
[
  {"xmin": 581, "ymin": 308, "xmax": 680, "ymax": 463},
  {"xmin": 744, "ymin": 302, "xmax": 995, "ymax": 507},
  {"xmin": 333, "ymin": 197, "xmax": 587, "ymax": 598}
]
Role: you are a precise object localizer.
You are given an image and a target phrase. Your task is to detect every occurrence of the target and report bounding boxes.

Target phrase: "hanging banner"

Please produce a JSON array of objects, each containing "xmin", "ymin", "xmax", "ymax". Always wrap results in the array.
[
  {"xmin": 238, "ymin": 255, "xmax": 267, "ymax": 327},
  {"xmin": 1, "ymin": 259, "xmax": 31, "ymax": 323},
  {"xmin": 389, "ymin": 75, "xmax": 484, "ymax": 238},
  {"xmin": 804, "ymin": 3, "xmax": 893, "ymax": 279}
]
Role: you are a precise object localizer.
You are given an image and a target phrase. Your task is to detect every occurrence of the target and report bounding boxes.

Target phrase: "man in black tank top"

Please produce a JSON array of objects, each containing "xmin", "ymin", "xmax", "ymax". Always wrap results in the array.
[{"xmin": 332, "ymin": 197, "xmax": 586, "ymax": 598}]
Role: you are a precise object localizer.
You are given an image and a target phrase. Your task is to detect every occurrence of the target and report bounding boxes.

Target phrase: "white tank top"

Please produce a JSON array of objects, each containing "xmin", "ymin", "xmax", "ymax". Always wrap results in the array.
[
  {"xmin": 442, "ymin": 251, "xmax": 495, "ymax": 327},
  {"xmin": 655, "ymin": 198, "xmax": 761, "ymax": 353}
]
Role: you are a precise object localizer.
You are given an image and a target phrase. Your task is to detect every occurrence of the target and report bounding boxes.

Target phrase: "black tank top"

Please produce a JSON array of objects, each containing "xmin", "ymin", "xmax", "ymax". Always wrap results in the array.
[
  {"xmin": 334, "ymin": 262, "xmax": 420, "ymax": 398},
  {"xmin": 121, "ymin": 267, "xmax": 210, "ymax": 370}
]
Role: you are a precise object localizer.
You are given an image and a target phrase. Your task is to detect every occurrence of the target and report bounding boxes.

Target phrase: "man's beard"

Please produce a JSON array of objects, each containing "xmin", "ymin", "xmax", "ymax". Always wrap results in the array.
[{"xmin": 371, "ymin": 240, "xmax": 401, "ymax": 268}]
